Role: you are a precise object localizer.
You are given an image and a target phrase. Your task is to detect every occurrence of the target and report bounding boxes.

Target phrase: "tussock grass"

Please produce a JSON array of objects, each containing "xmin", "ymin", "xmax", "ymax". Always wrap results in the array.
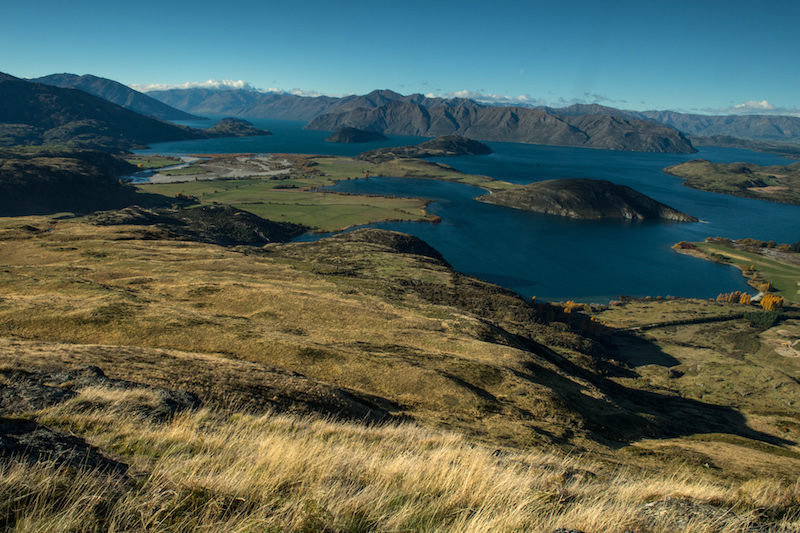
[
  {"xmin": 4, "ymin": 214, "xmax": 800, "ymax": 528},
  {"xmin": 8, "ymin": 385, "xmax": 798, "ymax": 532}
]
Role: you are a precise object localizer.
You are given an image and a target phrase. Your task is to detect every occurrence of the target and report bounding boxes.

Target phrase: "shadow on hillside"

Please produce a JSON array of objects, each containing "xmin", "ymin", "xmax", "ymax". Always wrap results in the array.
[
  {"xmin": 511, "ymin": 333, "xmax": 795, "ymax": 449},
  {"xmin": 0, "ymin": 418, "xmax": 130, "ymax": 476},
  {"xmin": 603, "ymin": 331, "xmax": 681, "ymax": 368},
  {"xmin": 0, "ymin": 189, "xmax": 177, "ymax": 218}
]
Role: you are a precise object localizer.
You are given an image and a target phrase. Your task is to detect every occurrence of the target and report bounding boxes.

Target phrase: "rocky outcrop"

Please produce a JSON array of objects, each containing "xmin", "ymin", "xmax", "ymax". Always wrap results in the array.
[
  {"xmin": 89, "ymin": 205, "xmax": 308, "ymax": 245},
  {"xmin": 357, "ymin": 135, "xmax": 492, "ymax": 163},
  {"xmin": 477, "ymin": 179, "xmax": 697, "ymax": 221},
  {"xmin": 328, "ymin": 228, "xmax": 450, "ymax": 264},
  {"xmin": 32, "ymin": 73, "xmax": 203, "ymax": 121}
]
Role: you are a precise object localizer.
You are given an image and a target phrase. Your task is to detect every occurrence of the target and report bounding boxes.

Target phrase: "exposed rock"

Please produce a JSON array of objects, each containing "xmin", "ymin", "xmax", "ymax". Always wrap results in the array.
[
  {"xmin": 634, "ymin": 497, "xmax": 776, "ymax": 532},
  {"xmin": 476, "ymin": 179, "xmax": 698, "ymax": 221},
  {"xmin": 0, "ymin": 364, "xmax": 201, "ymax": 476},
  {"xmin": 0, "ymin": 365, "xmax": 200, "ymax": 420},
  {"xmin": 0, "ymin": 418, "xmax": 130, "ymax": 476},
  {"xmin": 89, "ymin": 205, "xmax": 308, "ymax": 245},
  {"xmin": 328, "ymin": 228, "xmax": 450, "ymax": 264},
  {"xmin": 325, "ymin": 127, "xmax": 387, "ymax": 143},
  {"xmin": 0, "ymin": 339, "xmax": 396, "ymax": 424}
]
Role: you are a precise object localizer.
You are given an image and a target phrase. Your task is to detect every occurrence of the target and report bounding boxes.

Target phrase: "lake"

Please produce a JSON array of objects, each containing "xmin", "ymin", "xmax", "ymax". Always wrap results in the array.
[{"xmin": 138, "ymin": 118, "xmax": 800, "ymax": 303}]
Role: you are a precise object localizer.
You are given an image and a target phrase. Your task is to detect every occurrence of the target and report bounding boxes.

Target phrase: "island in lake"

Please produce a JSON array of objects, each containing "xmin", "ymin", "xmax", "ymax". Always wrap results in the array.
[
  {"xmin": 476, "ymin": 178, "xmax": 698, "ymax": 221},
  {"xmin": 358, "ymin": 135, "xmax": 492, "ymax": 163},
  {"xmin": 325, "ymin": 127, "xmax": 387, "ymax": 143}
]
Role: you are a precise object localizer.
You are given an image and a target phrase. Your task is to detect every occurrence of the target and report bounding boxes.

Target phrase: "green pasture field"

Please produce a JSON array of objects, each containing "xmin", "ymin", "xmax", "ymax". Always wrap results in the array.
[
  {"xmin": 695, "ymin": 242, "xmax": 800, "ymax": 304},
  {"xmin": 371, "ymin": 158, "xmax": 517, "ymax": 191},
  {"xmin": 137, "ymin": 157, "xmax": 436, "ymax": 232}
]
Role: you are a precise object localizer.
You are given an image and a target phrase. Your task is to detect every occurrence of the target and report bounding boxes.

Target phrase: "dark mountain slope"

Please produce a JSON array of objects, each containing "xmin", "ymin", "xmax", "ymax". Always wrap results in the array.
[
  {"xmin": 0, "ymin": 72, "xmax": 205, "ymax": 151},
  {"xmin": 32, "ymin": 73, "xmax": 202, "ymax": 121},
  {"xmin": 638, "ymin": 110, "xmax": 800, "ymax": 143},
  {"xmin": 306, "ymin": 102, "xmax": 695, "ymax": 153},
  {"xmin": 145, "ymin": 88, "xmax": 483, "ymax": 122},
  {"xmin": 0, "ymin": 149, "xmax": 147, "ymax": 216},
  {"xmin": 0, "ymin": 73, "xmax": 270, "ymax": 151}
]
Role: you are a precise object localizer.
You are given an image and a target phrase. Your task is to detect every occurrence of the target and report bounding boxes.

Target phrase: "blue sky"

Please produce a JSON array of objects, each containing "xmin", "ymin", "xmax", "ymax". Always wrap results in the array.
[{"xmin": 4, "ymin": 0, "xmax": 799, "ymax": 114}]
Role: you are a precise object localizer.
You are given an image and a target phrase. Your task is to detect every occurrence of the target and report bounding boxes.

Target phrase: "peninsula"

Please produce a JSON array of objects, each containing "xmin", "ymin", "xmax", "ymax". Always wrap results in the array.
[{"xmin": 664, "ymin": 159, "xmax": 800, "ymax": 205}]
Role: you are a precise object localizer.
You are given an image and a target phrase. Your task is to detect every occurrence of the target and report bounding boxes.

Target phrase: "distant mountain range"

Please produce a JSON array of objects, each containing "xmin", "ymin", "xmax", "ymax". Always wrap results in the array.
[
  {"xmin": 306, "ymin": 101, "xmax": 696, "ymax": 153},
  {"xmin": 0, "ymin": 73, "xmax": 270, "ymax": 152},
  {"xmin": 145, "ymin": 86, "xmax": 800, "ymax": 150},
  {"xmin": 533, "ymin": 103, "xmax": 800, "ymax": 146},
  {"xmin": 32, "ymin": 73, "xmax": 202, "ymax": 121},
  {"xmin": 8, "ymin": 71, "xmax": 800, "ymax": 154},
  {"xmin": 146, "ymin": 87, "xmax": 481, "ymax": 122}
]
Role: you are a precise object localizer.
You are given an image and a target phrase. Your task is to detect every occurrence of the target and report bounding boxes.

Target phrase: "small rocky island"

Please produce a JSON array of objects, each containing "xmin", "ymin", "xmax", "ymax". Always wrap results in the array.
[
  {"xmin": 325, "ymin": 127, "xmax": 388, "ymax": 143},
  {"xmin": 203, "ymin": 117, "xmax": 272, "ymax": 138},
  {"xmin": 477, "ymin": 178, "xmax": 697, "ymax": 221},
  {"xmin": 358, "ymin": 135, "xmax": 492, "ymax": 163}
]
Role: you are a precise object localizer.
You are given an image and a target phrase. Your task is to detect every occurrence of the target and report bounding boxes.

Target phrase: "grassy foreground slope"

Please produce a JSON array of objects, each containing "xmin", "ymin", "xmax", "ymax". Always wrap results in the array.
[{"xmin": 1, "ymin": 215, "xmax": 800, "ymax": 531}]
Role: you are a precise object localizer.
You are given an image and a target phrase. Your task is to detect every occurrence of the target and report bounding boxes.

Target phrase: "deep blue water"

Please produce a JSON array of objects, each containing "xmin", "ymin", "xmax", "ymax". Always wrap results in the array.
[
  {"xmin": 138, "ymin": 119, "xmax": 800, "ymax": 303},
  {"xmin": 137, "ymin": 117, "xmax": 429, "ymax": 157}
]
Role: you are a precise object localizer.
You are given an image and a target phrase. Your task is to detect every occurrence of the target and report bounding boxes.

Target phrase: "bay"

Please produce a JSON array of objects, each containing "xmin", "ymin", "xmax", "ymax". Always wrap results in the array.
[{"xmin": 138, "ymin": 119, "xmax": 800, "ymax": 303}]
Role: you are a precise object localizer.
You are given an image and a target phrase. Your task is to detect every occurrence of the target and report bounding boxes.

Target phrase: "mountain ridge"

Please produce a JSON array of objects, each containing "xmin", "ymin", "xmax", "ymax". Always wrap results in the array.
[
  {"xmin": 143, "ymin": 82, "xmax": 800, "ymax": 146},
  {"xmin": 32, "ymin": 73, "xmax": 203, "ymax": 121},
  {"xmin": 0, "ymin": 73, "xmax": 270, "ymax": 152},
  {"xmin": 306, "ymin": 101, "xmax": 696, "ymax": 153}
]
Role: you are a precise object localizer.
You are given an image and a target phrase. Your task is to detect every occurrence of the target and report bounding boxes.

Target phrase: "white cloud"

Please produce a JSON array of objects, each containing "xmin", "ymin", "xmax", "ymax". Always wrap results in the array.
[
  {"xmin": 130, "ymin": 79, "xmax": 260, "ymax": 92},
  {"xmin": 428, "ymin": 90, "xmax": 546, "ymax": 107},
  {"xmin": 130, "ymin": 80, "xmax": 354, "ymax": 98},
  {"xmin": 287, "ymin": 88, "xmax": 330, "ymax": 98},
  {"xmin": 697, "ymin": 99, "xmax": 800, "ymax": 117},
  {"xmin": 732, "ymin": 99, "xmax": 777, "ymax": 113}
]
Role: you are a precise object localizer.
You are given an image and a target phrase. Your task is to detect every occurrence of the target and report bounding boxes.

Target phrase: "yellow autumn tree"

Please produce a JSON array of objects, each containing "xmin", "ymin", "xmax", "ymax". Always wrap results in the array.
[{"xmin": 760, "ymin": 294, "xmax": 784, "ymax": 311}]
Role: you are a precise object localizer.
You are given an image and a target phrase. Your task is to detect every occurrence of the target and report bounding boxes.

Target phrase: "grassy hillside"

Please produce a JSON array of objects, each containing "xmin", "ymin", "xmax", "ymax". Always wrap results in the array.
[
  {"xmin": 0, "ymin": 148, "xmax": 173, "ymax": 216},
  {"xmin": 2, "ymin": 215, "xmax": 800, "ymax": 531}
]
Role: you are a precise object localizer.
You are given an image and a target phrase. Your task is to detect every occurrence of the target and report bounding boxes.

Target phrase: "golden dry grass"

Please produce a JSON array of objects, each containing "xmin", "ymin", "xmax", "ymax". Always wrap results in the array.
[
  {"xmin": 2, "ymin": 213, "xmax": 800, "ymax": 522},
  {"xmin": 0, "ymin": 217, "xmax": 604, "ymax": 448},
  {"xmin": 3, "ymin": 384, "xmax": 797, "ymax": 532}
]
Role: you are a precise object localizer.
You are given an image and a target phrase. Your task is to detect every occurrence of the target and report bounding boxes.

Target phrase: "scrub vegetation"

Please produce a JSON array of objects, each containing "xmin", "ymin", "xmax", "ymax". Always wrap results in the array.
[{"xmin": 1, "ymin": 214, "xmax": 800, "ymax": 531}]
